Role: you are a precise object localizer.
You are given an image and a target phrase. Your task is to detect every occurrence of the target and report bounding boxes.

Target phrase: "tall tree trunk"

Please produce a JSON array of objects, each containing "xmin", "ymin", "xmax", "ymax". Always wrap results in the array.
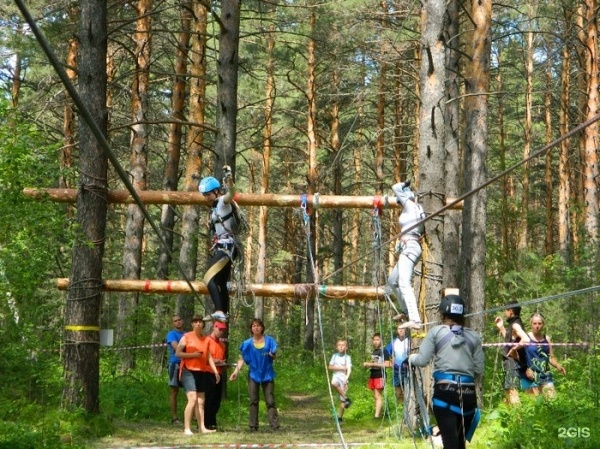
[
  {"xmin": 62, "ymin": 0, "xmax": 108, "ymax": 413},
  {"xmin": 303, "ymin": 7, "xmax": 317, "ymax": 352},
  {"xmin": 417, "ymin": 0, "xmax": 446, "ymax": 319},
  {"xmin": 214, "ymin": 0, "xmax": 241, "ymax": 174},
  {"xmin": 152, "ymin": 0, "xmax": 192, "ymax": 366},
  {"xmin": 461, "ymin": 0, "xmax": 491, "ymax": 333},
  {"xmin": 255, "ymin": 22, "xmax": 277, "ymax": 320},
  {"xmin": 518, "ymin": 1, "xmax": 534, "ymax": 252},
  {"xmin": 496, "ymin": 45, "xmax": 512, "ymax": 272},
  {"xmin": 117, "ymin": 0, "xmax": 152, "ymax": 373},
  {"xmin": 443, "ymin": 0, "xmax": 460, "ymax": 289},
  {"xmin": 582, "ymin": 0, "xmax": 600, "ymax": 249},
  {"xmin": 558, "ymin": 8, "xmax": 572, "ymax": 260},
  {"xmin": 176, "ymin": 1, "xmax": 208, "ymax": 325},
  {"xmin": 544, "ymin": 52, "xmax": 554, "ymax": 256}
]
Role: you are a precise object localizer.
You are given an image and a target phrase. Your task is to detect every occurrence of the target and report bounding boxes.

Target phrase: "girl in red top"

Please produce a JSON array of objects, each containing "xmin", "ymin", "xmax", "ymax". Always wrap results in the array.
[{"xmin": 176, "ymin": 317, "xmax": 220, "ymax": 435}]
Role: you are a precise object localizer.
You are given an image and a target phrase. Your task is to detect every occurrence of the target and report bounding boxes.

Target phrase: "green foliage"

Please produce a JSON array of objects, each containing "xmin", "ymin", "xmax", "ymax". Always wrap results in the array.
[{"xmin": 0, "ymin": 99, "xmax": 69, "ymax": 307}]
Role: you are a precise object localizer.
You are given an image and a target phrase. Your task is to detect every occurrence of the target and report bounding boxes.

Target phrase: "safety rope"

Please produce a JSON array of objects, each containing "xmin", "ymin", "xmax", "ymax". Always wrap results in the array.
[{"xmin": 300, "ymin": 194, "xmax": 348, "ymax": 449}]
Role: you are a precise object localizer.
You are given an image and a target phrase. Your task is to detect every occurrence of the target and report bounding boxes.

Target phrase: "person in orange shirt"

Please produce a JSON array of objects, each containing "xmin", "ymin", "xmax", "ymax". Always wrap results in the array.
[
  {"xmin": 205, "ymin": 321, "xmax": 227, "ymax": 430},
  {"xmin": 176, "ymin": 316, "xmax": 220, "ymax": 435}
]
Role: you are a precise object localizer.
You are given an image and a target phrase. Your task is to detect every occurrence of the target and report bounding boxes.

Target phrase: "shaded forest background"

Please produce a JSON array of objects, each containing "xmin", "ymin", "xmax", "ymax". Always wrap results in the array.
[{"xmin": 1, "ymin": 0, "xmax": 600, "ymax": 446}]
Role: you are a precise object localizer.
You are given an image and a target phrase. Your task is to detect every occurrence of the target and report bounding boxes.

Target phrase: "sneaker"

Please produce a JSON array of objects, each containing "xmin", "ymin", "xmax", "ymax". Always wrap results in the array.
[
  {"xmin": 249, "ymin": 427, "xmax": 258, "ymax": 432},
  {"xmin": 211, "ymin": 311, "xmax": 228, "ymax": 322},
  {"xmin": 344, "ymin": 398, "xmax": 352, "ymax": 409},
  {"xmin": 393, "ymin": 313, "xmax": 407, "ymax": 321},
  {"xmin": 171, "ymin": 418, "xmax": 181, "ymax": 425},
  {"xmin": 336, "ymin": 416, "xmax": 343, "ymax": 423}
]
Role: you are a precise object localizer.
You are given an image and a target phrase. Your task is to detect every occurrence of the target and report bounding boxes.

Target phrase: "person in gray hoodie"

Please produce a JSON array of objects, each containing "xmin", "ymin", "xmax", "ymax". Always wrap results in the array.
[{"xmin": 409, "ymin": 294, "xmax": 484, "ymax": 449}]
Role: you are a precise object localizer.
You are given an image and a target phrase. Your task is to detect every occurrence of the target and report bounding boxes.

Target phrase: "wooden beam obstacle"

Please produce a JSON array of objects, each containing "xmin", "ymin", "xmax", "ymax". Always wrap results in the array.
[
  {"xmin": 56, "ymin": 278, "xmax": 387, "ymax": 300},
  {"xmin": 23, "ymin": 188, "xmax": 462, "ymax": 209}
]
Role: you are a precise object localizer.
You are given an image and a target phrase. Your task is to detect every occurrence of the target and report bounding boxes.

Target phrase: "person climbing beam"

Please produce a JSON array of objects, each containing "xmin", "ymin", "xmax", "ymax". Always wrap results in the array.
[
  {"xmin": 386, "ymin": 180, "xmax": 425, "ymax": 329},
  {"xmin": 199, "ymin": 165, "xmax": 240, "ymax": 323}
]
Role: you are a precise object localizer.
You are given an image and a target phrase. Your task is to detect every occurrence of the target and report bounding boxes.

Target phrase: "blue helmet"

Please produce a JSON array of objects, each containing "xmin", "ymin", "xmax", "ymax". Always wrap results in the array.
[{"xmin": 199, "ymin": 176, "xmax": 221, "ymax": 194}]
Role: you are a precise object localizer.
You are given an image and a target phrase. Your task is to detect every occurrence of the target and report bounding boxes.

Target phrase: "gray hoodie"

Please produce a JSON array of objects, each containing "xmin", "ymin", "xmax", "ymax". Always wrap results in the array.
[{"xmin": 409, "ymin": 324, "xmax": 484, "ymax": 379}]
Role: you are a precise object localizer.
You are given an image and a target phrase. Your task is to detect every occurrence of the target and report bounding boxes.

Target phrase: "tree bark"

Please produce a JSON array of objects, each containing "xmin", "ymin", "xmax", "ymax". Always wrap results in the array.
[
  {"xmin": 255, "ymin": 22, "xmax": 277, "ymax": 320},
  {"xmin": 303, "ymin": 7, "xmax": 318, "ymax": 352},
  {"xmin": 176, "ymin": 0, "xmax": 208, "ymax": 325},
  {"xmin": 152, "ymin": 0, "xmax": 192, "ymax": 366},
  {"xmin": 443, "ymin": 0, "xmax": 460, "ymax": 289},
  {"xmin": 117, "ymin": 0, "xmax": 152, "ymax": 373},
  {"xmin": 62, "ymin": 0, "xmax": 108, "ymax": 413},
  {"xmin": 461, "ymin": 0, "xmax": 491, "ymax": 333},
  {"xmin": 214, "ymin": 0, "xmax": 241, "ymax": 174},
  {"xmin": 418, "ymin": 0, "xmax": 446, "ymax": 319},
  {"xmin": 558, "ymin": 8, "xmax": 572, "ymax": 260},
  {"xmin": 581, "ymin": 0, "xmax": 600, "ymax": 249}
]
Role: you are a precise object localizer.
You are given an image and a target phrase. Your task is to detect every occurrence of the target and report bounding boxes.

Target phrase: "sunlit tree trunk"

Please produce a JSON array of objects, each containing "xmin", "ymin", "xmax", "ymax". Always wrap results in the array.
[
  {"xmin": 518, "ymin": 0, "xmax": 534, "ymax": 252},
  {"xmin": 175, "ymin": 2, "xmax": 208, "ymax": 325},
  {"xmin": 303, "ymin": 7, "xmax": 318, "ymax": 352},
  {"xmin": 254, "ymin": 22, "xmax": 277, "ymax": 320},
  {"xmin": 544, "ymin": 52, "xmax": 554, "ymax": 256},
  {"xmin": 461, "ymin": 0, "xmax": 491, "ymax": 333},
  {"xmin": 62, "ymin": 0, "xmax": 107, "ymax": 413},
  {"xmin": 558, "ymin": 8, "xmax": 572, "ymax": 260},
  {"xmin": 152, "ymin": 0, "xmax": 191, "ymax": 365},
  {"xmin": 418, "ymin": 0, "xmax": 446, "ymax": 319},
  {"xmin": 117, "ymin": 0, "xmax": 152, "ymax": 373},
  {"xmin": 581, "ymin": 0, "xmax": 600, "ymax": 250}
]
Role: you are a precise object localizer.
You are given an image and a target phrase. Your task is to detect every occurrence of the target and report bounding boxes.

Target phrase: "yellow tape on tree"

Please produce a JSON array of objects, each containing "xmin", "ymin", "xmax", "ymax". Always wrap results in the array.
[{"xmin": 64, "ymin": 325, "xmax": 100, "ymax": 331}]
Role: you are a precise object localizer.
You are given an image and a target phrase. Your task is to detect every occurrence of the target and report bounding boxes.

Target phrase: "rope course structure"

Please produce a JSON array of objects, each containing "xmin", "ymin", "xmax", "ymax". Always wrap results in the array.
[{"xmin": 13, "ymin": 0, "xmax": 600, "ymax": 445}]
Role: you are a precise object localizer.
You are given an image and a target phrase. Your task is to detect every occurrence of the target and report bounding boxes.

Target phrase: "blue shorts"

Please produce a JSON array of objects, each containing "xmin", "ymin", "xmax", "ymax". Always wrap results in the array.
[
  {"xmin": 168, "ymin": 362, "xmax": 181, "ymax": 388},
  {"xmin": 393, "ymin": 364, "xmax": 408, "ymax": 387},
  {"xmin": 521, "ymin": 371, "xmax": 554, "ymax": 390}
]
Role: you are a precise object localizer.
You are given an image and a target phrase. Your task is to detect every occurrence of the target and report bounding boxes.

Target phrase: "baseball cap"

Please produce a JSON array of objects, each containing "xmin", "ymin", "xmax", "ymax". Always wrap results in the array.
[{"xmin": 214, "ymin": 321, "xmax": 227, "ymax": 330}]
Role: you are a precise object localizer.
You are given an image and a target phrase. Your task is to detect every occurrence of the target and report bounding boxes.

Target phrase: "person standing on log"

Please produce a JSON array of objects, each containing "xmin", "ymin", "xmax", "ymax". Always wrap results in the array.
[
  {"xmin": 199, "ymin": 165, "xmax": 239, "ymax": 323},
  {"xmin": 386, "ymin": 180, "xmax": 425, "ymax": 329}
]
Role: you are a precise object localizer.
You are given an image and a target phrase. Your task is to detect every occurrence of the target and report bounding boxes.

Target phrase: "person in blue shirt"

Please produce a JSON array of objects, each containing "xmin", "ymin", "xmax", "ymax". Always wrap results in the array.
[
  {"xmin": 166, "ymin": 315, "xmax": 186, "ymax": 424},
  {"xmin": 229, "ymin": 318, "xmax": 280, "ymax": 431},
  {"xmin": 385, "ymin": 325, "xmax": 410, "ymax": 401}
]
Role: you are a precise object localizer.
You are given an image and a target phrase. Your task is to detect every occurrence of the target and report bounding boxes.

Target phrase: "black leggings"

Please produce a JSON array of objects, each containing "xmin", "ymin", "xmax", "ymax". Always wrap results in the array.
[
  {"xmin": 206, "ymin": 250, "xmax": 232, "ymax": 313},
  {"xmin": 432, "ymin": 383, "xmax": 477, "ymax": 449}
]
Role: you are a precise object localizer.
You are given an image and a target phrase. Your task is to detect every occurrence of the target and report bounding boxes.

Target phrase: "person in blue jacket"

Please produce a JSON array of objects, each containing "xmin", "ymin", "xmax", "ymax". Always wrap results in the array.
[
  {"xmin": 166, "ymin": 315, "xmax": 186, "ymax": 424},
  {"xmin": 229, "ymin": 318, "xmax": 280, "ymax": 431},
  {"xmin": 409, "ymin": 295, "xmax": 484, "ymax": 449}
]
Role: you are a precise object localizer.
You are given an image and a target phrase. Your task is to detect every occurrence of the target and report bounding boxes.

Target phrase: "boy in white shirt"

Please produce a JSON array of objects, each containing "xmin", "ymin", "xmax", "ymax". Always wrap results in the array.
[{"xmin": 328, "ymin": 339, "xmax": 352, "ymax": 422}]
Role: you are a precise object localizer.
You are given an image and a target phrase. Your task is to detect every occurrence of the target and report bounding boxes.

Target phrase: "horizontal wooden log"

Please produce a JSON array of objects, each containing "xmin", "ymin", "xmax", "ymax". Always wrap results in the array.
[
  {"xmin": 56, "ymin": 278, "xmax": 388, "ymax": 300},
  {"xmin": 25, "ymin": 188, "xmax": 462, "ymax": 209}
]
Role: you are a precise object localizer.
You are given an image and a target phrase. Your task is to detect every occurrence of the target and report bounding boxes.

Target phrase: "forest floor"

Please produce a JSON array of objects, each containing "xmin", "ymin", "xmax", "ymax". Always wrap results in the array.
[{"xmin": 89, "ymin": 391, "xmax": 443, "ymax": 449}]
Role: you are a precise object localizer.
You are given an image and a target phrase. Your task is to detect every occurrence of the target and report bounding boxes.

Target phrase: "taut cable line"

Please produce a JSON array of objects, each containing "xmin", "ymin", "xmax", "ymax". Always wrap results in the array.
[
  {"xmin": 13, "ymin": 0, "xmax": 204, "ymax": 304},
  {"xmin": 321, "ymin": 112, "xmax": 600, "ymax": 284}
]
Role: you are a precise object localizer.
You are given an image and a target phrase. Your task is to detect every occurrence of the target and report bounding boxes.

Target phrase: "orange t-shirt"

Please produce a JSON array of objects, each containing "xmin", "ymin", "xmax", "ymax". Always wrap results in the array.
[
  {"xmin": 181, "ymin": 331, "xmax": 213, "ymax": 372},
  {"xmin": 209, "ymin": 336, "xmax": 226, "ymax": 374}
]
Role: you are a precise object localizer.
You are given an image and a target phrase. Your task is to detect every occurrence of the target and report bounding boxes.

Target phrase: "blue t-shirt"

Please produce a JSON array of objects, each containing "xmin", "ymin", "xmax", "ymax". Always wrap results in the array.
[
  {"xmin": 166, "ymin": 329, "xmax": 185, "ymax": 364},
  {"xmin": 239, "ymin": 335, "xmax": 278, "ymax": 383}
]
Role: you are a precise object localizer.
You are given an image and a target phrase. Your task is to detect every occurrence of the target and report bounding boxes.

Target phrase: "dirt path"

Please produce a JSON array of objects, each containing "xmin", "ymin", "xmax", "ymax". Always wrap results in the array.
[{"xmin": 91, "ymin": 393, "xmax": 428, "ymax": 449}]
